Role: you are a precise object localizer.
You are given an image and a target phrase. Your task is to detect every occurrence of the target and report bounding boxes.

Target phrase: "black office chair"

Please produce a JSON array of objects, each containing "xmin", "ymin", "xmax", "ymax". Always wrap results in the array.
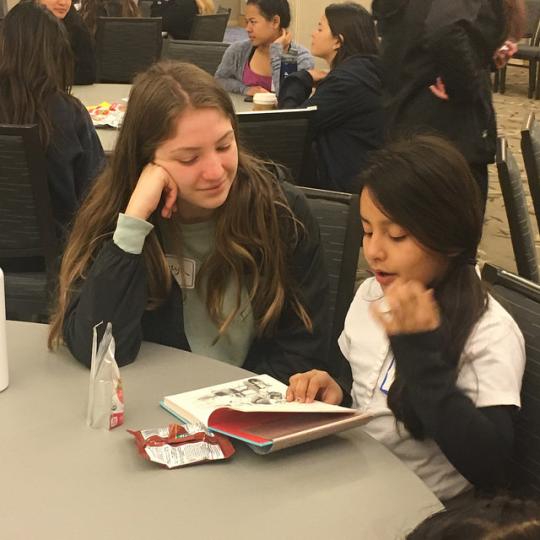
[
  {"xmin": 162, "ymin": 39, "xmax": 228, "ymax": 75},
  {"xmin": 0, "ymin": 124, "xmax": 59, "ymax": 322},
  {"xmin": 495, "ymin": 0, "xmax": 540, "ymax": 98},
  {"xmin": 521, "ymin": 111, "xmax": 540, "ymax": 234},
  {"xmin": 95, "ymin": 17, "xmax": 162, "ymax": 83},
  {"xmin": 495, "ymin": 137, "xmax": 539, "ymax": 283},
  {"xmin": 481, "ymin": 263, "xmax": 540, "ymax": 497},
  {"xmin": 299, "ymin": 187, "xmax": 362, "ymax": 366},
  {"xmin": 237, "ymin": 107, "xmax": 315, "ymax": 183},
  {"xmin": 189, "ymin": 10, "xmax": 230, "ymax": 42}
]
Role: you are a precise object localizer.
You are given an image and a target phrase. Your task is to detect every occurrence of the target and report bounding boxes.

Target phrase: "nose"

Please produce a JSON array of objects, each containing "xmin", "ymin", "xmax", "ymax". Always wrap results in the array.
[
  {"xmin": 201, "ymin": 152, "xmax": 225, "ymax": 181},
  {"xmin": 363, "ymin": 232, "xmax": 386, "ymax": 264}
]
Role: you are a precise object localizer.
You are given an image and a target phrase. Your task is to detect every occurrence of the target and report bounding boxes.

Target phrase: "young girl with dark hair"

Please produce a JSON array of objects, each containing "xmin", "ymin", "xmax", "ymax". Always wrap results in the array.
[
  {"xmin": 0, "ymin": 2, "xmax": 104, "ymax": 237},
  {"xmin": 278, "ymin": 2, "xmax": 384, "ymax": 192},
  {"xmin": 287, "ymin": 135, "xmax": 525, "ymax": 502},
  {"xmin": 48, "ymin": 61, "xmax": 333, "ymax": 386},
  {"xmin": 80, "ymin": 0, "xmax": 140, "ymax": 37},
  {"xmin": 215, "ymin": 0, "xmax": 313, "ymax": 95},
  {"xmin": 37, "ymin": 0, "xmax": 96, "ymax": 84}
]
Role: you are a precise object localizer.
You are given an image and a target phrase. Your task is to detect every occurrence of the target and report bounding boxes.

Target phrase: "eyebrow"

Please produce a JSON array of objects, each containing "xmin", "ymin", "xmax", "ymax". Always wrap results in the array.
[
  {"xmin": 360, "ymin": 215, "xmax": 394, "ymax": 226},
  {"xmin": 169, "ymin": 130, "xmax": 234, "ymax": 154}
]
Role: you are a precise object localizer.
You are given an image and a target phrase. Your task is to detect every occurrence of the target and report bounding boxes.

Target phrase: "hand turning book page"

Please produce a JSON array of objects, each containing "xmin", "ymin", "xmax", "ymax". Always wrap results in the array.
[{"xmin": 160, "ymin": 374, "xmax": 370, "ymax": 454}]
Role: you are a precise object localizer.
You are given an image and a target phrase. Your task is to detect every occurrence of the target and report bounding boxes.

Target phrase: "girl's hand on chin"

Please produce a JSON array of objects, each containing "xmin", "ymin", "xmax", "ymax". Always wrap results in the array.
[
  {"xmin": 125, "ymin": 162, "xmax": 178, "ymax": 221},
  {"xmin": 371, "ymin": 278, "xmax": 441, "ymax": 335}
]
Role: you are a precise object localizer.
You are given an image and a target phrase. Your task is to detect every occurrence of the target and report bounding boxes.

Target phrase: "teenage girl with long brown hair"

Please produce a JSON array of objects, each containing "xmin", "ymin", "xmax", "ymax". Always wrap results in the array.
[{"xmin": 48, "ymin": 61, "xmax": 333, "ymax": 385}]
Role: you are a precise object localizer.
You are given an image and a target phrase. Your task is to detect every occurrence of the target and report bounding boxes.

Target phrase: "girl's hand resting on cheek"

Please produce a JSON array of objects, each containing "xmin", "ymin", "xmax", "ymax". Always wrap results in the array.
[
  {"xmin": 371, "ymin": 279, "xmax": 441, "ymax": 335},
  {"xmin": 125, "ymin": 162, "xmax": 178, "ymax": 221},
  {"xmin": 286, "ymin": 369, "xmax": 343, "ymax": 404}
]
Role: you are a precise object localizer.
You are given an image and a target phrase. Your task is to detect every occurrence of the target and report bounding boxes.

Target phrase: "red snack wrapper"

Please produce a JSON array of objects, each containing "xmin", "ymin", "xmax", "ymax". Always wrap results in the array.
[{"xmin": 128, "ymin": 424, "xmax": 235, "ymax": 468}]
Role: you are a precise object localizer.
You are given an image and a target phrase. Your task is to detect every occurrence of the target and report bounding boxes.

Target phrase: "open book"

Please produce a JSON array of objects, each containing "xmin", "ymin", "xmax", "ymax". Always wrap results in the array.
[{"xmin": 160, "ymin": 374, "xmax": 370, "ymax": 454}]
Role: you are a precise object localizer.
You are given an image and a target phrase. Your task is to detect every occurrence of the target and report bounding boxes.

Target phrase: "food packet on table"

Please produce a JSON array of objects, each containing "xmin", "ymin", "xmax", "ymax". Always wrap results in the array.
[
  {"xmin": 128, "ymin": 423, "xmax": 235, "ymax": 468},
  {"xmin": 87, "ymin": 322, "xmax": 124, "ymax": 430}
]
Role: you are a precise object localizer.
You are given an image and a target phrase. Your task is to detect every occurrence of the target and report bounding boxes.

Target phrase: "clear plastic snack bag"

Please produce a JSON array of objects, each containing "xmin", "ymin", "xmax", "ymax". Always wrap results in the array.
[{"xmin": 87, "ymin": 322, "xmax": 124, "ymax": 430}]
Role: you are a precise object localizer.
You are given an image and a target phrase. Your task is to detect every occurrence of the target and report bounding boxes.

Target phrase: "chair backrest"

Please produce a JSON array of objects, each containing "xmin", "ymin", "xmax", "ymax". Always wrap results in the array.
[
  {"xmin": 162, "ymin": 39, "xmax": 228, "ymax": 75},
  {"xmin": 188, "ymin": 11, "xmax": 229, "ymax": 42},
  {"xmin": 481, "ymin": 263, "xmax": 540, "ymax": 497},
  {"xmin": 298, "ymin": 186, "xmax": 362, "ymax": 364},
  {"xmin": 95, "ymin": 17, "xmax": 162, "ymax": 83},
  {"xmin": 237, "ymin": 107, "xmax": 315, "ymax": 182},
  {"xmin": 496, "ymin": 137, "xmax": 539, "ymax": 283},
  {"xmin": 525, "ymin": 0, "xmax": 540, "ymax": 42},
  {"xmin": 0, "ymin": 124, "xmax": 58, "ymax": 276},
  {"xmin": 0, "ymin": 0, "xmax": 7, "ymax": 18},
  {"xmin": 138, "ymin": 0, "xmax": 152, "ymax": 17},
  {"xmin": 521, "ymin": 111, "xmax": 540, "ymax": 235}
]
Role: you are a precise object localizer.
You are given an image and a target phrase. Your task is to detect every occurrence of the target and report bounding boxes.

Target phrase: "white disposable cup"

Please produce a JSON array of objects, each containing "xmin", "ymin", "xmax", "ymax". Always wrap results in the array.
[{"xmin": 253, "ymin": 92, "xmax": 277, "ymax": 111}]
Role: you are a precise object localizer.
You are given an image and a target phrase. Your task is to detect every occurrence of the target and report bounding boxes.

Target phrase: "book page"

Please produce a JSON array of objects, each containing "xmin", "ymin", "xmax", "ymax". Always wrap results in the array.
[{"xmin": 163, "ymin": 374, "xmax": 353, "ymax": 427}]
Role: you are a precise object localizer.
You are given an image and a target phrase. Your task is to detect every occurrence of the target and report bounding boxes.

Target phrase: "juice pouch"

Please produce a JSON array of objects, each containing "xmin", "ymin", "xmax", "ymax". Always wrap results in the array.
[{"xmin": 87, "ymin": 322, "xmax": 124, "ymax": 430}]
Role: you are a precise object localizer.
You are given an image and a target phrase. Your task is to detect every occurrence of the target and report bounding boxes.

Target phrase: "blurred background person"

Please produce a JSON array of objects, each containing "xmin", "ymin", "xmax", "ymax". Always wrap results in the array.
[
  {"xmin": 372, "ymin": 0, "xmax": 526, "ymax": 214},
  {"xmin": 278, "ymin": 2, "xmax": 383, "ymax": 193},
  {"xmin": 150, "ymin": 0, "xmax": 214, "ymax": 40},
  {"xmin": 215, "ymin": 0, "xmax": 313, "ymax": 95}
]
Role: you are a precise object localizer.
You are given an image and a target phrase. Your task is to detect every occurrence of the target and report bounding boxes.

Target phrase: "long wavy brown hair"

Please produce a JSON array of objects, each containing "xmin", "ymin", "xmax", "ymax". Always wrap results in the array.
[
  {"xmin": 0, "ymin": 2, "xmax": 74, "ymax": 147},
  {"xmin": 195, "ymin": 0, "xmax": 215, "ymax": 15},
  {"xmin": 48, "ymin": 61, "xmax": 312, "ymax": 348},
  {"xmin": 504, "ymin": 0, "xmax": 526, "ymax": 41},
  {"xmin": 80, "ymin": 0, "xmax": 141, "ymax": 36}
]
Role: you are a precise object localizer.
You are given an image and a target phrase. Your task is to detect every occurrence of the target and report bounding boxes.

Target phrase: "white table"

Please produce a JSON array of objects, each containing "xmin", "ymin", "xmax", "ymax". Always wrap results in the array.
[
  {"xmin": 0, "ymin": 321, "xmax": 442, "ymax": 540},
  {"xmin": 73, "ymin": 84, "xmax": 252, "ymax": 153}
]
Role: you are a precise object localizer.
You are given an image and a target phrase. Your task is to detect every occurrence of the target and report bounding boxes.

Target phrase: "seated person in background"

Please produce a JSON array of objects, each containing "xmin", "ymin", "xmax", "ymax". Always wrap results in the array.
[
  {"xmin": 287, "ymin": 135, "xmax": 525, "ymax": 503},
  {"xmin": 407, "ymin": 495, "xmax": 540, "ymax": 539},
  {"xmin": 150, "ymin": 0, "xmax": 214, "ymax": 40},
  {"xmin": 80, "ymin": 0, "xmax": 141, "ymax": 37},
  {"xmin": 278, "ymin": 3, "xmax": 384, "ymax": 193},
  {"xmin": 215, "ymin": 0, "xmax": 313, "ymax": 95},
  {"xmin": 35, "ymin": 0, "xmax": 97, "ymax": 84},
  {"xmin": 0, "ymin": 2, "xmax": 104, "ymax": 240},
  {"xmin": 48, "ymin": 61, "xmax": 336, "ymax": 388}
]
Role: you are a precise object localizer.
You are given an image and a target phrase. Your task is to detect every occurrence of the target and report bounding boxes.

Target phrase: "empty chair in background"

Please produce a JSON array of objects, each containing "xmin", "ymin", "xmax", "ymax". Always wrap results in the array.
[
  {"xmin": 520, "ymin": 110, "xmax": 540, "ymax": 234},
  {"xmin": 0, "ymin": 2, "xmax": 104, "ymax": 241},
  {"xmin": 37, "ymin": 0, "xmax": 97, "ymax": 84},
  {"xmin": 150, "ymin": 0, "xmax": 214, "ymax": 39},
  {"xmin": 95, "ymin": 16, "xmax": 163, "ymax": 82},
  {"xmin": 162, "ymin": 39, "xmax": 228, "ymax": 74},
  {"xmin": 80, "ymin": 0, "xmax": 140, "ymax": 36},
  {"xmin": 278, "ymin": 2, "xmax": 384, "ymax": 193},
  {"xmin": 188, "ymin": 7, "xmax": 229, "ymax": 41},
  {"xmin": 215, "ymin": 0, "xmax": 313, "ymax": 96}
]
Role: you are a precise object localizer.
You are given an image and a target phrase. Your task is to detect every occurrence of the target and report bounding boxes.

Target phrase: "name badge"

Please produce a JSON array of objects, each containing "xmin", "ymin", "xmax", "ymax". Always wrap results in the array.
[
  {"xmin": 166, "ymin": 255, "xmax": 196, "ymax": 289},
  {"xmin": 380, "ymin": 358, "xmax": 395, "ymax": 395}
]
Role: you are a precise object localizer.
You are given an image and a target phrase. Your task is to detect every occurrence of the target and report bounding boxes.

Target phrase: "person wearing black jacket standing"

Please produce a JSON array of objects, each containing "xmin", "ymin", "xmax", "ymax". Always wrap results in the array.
[
  {"xmin": 287, "ymin": 136, "xmax": 525, "ymax": 502},
  {"xmin": 371, "ymin": 0, "xmax": 525, "ymax": 213},
  {"xmin": 278, "ymin": 3, "xmax": 384, "ymax": 193},
  {"xmin": 48, "ymin": 61, "xmax": 339, "ymax": 388},
  {"xmin": 37, "ymin": 0, "xmax": 96, "ymax": 84}
]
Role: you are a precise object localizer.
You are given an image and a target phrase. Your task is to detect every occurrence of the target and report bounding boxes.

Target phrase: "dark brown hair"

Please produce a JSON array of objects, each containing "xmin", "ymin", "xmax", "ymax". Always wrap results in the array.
[
  {"xmin": 358, "ymin": 134, "xmax": 488, "ymax": 439},
  {"xmin": 325, "ymin": 2, "xmax": 378, "ymax": 68},
  {"xmin": 80, "ymin": 0, "xmax": 141, "ymax": 37},
  {"xmin": 0, "ymin": 2, "xmax": 74, "ymax": 146},
  {"xmin": 246, "ymin": 0, "xmax": 291, "ymax": 29},
  {"xmin": 48, "ymin": 61, "xmax": 312, "ymax": 347}
]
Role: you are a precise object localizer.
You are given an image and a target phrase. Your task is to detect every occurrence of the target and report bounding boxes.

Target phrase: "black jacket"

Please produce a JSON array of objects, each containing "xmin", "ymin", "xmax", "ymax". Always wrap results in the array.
[
  {"xmin": 150, "ymin": 0, "xmax": 197, "ymax": 39},
  {"xmin": 278, "ymin": 55, "xmax": 384, "ymax": 193},
  {"xmin": 46, "ymin": 94, "xmax": 105, "ymax": 238},
  {"xmin": 372, "ymin": 0, "xmax": 506, "ymax": 165},
  {"xmin": 63, "ymin": 182, "xmax": 341, "ymax": 385},
  {"xmin": 64, "ymin": 7, "xmax": 96, "ymax": 85}
]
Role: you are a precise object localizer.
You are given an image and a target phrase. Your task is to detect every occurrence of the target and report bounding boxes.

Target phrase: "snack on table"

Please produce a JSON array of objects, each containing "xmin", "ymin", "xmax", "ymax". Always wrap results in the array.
[
  {"xmin": 87, "ymin": 101, "xmax": 126, "ymax": 128},
  {"xmin": 128, "ymin": 423, "xmax": 235, "ymax": 468}
]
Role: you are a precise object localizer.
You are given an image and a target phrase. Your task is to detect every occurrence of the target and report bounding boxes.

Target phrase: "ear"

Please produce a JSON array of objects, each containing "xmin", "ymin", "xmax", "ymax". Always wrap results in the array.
[
  {"xmin": 272, "ymin": 15, "xmax": 281, "ymax": 29},
  {"xmin": 334, "ymin": 33, "xmax": 344, "ymax": 50}
]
